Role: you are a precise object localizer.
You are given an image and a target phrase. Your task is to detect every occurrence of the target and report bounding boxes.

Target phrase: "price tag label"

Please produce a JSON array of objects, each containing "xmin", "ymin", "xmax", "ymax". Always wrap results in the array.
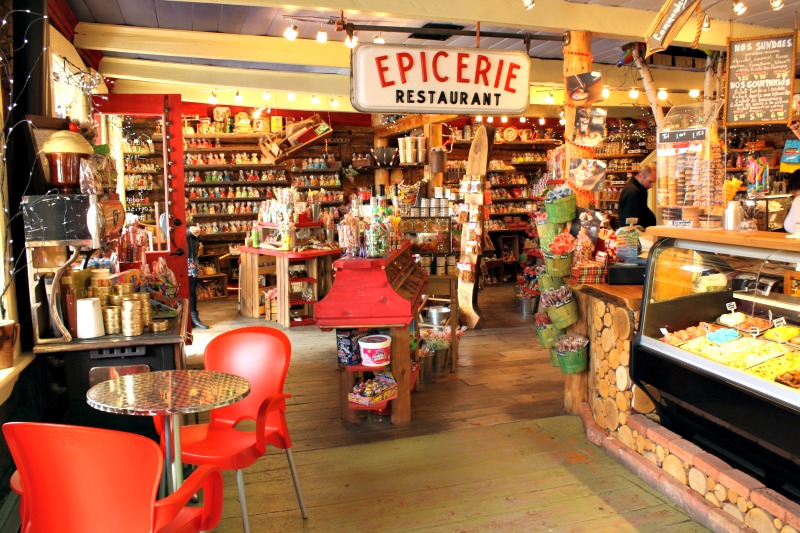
[
  {"xmin": 751, "ymin": 326, "xmax": 760, "ymax": 338},
  {"xmin": 769, "ymin": 310, "xmax": 774, "ymax": 323},
  {"xmin": 773, "ymin": 317, "xmax": 787, "ymax": 328},
  {"xmin": 726, "ymin": 302, "xmax": 737, "ymax": 312},
  {"xmin": 660, "ymin": 328, "xmax": 669, "ymax": 337}
]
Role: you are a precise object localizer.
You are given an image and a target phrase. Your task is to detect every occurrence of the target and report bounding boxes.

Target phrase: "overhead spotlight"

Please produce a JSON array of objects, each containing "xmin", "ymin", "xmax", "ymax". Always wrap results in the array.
[
  {"xmin": 522, "ymin": 0, "xmax": 535, "ymax": 9},
  {"xmin": 486, "ymin": 116, "xmax": 494, "ymax": 123},
  {"xmin": 330, "ymin": 98, "xmax": 340, "ymax": 108},
  {"xmin": 538, "ymin": 117, "xmax": 546, "ymax": 125},
  {"xmin": 732, "ymin": 1, "xmax": 747, "ymax": 15},
  {"xmin": 689, "ymin": 89, "xmax": 701, "ymax": 98},
  {"xmin": 283, "ymin": 20, "xmax": 298, "ymax": 41},
  {"xmin": 544, "ymin": 92, "xmax": 555, "ymax": 105},
  {"xmin": 208, "ymin": 91, "xmax": 218, "ymax": 105},
  {"xmin": 629, "ymin": 87, "xmax": 640, "ymax": 99},
  {"xmin": 701, "ymin": 14, "xmax": 711, "ymax": 30},
  {"xmin": 262, "ymin": 92, "xmax": 271, "ymax": 101},
  {"xmin": 287, "ymin": 92, "xmax": 296, "ymax": 101},
  {"xmin": 559, "ymin": 118, "xmax": 566, "ymax": 126},
  {"xmin": 770, "ymin": 0, "xmax": 784, "ymax": 10},
  {"xmin": 311, "ymin": 95, "xmax": 320, "ymax": 106},
  {"xmin": 373, "ymin": 33, "xmax": 385, "ymax": 44},
  {"xmin": 520, "ymin": 117, "xmax": 527, "ymax": 123},
  {"xmin": 317, "ymin": 25, "xmax": 328, "ymax": 43},
  {"xmin": 475, "ymin": 116, "xmax": 483, "ymax": 122},
  {"xmin": 234, "ymin": 90, "xmax": 243, "ymax": 104},
  {"xmin": 501, "ymin": 116, "xmax": 508, "ymax": 123},
  {"xmin": 601, "ymin": 87, "xmax": 610, "ymax": 99},
  {"xmin": 345, "ymin": 32, "xmax": 358, "ymax": 48},
  {"xmin": 657, "ymin": 88, "xmax": 668, "ymax": 100}
]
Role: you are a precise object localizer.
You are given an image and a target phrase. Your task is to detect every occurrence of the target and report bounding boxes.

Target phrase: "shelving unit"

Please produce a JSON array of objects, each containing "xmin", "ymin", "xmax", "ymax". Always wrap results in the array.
[{"xmin": 196, "ymin": 254, "xmax": 228, "ymax": 300}]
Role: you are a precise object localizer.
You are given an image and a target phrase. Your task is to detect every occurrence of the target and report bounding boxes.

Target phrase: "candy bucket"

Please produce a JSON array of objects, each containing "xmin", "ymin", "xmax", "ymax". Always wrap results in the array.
[
  {"xmin": 537, "ymin": 324, "xmax": 564, "ymax": 349},
  {"xmin": 549, "ymin": 348, "xmax": 560, "ymax": 367},
  {"xmin": 358, "ymin": 335, "xmax": 392, "ymax": 366},
  {"xmin": 558, "ymin": 345, "xmax": 588, "ymax": 374},
  {"xmin": 537, "ymin": 274, "xmax": 564, "ymax": 292},
  {"xmin": 545, "ymin": 195, "xmax": 576, "ymax": 224},
  {"xmin": 544, "ymin": 252, "xmax": 574, "ymax": 278},
  {"xmin": 537, "ymin": 222, "xmax": 563, "ymax": 252},
  {"xmin": 545, "ymin": 299, "xmax": 579, "ymax": 329}
]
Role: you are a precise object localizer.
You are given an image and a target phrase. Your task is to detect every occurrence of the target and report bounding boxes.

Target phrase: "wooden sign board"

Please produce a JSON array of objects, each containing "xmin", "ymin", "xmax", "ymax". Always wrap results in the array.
[{"xmin": 725, "ymin": 33, "xmax": 795, "ymax": 126}]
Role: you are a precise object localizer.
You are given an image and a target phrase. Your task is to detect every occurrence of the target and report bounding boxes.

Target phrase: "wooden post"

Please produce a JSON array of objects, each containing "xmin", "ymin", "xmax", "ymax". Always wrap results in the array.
[
  {"xmin": 425, "ymin": 123, "xmax": 443, "ymax": 198},
  {"xmin": 563, "ymin": 30, "xmax": 594, "ymax": 211},
  {"xmin": 563, "ymin": 30, "xmax": 592, "ymax": 413},
  {"xmin": 631, "ymin": 45, "xmax": 665, "ymax": 129},
  {"xmin": 390, "ymin": 325, "xmax": 412, "ymax": 425}
]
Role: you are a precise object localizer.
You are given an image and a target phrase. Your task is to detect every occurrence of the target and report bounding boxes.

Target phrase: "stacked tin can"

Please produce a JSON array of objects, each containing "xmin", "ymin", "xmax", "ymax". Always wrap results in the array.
[
  {"xmin": 120, "ymin": 297, "xmax": 143, "ymax": 336},
  {"xmin": 103, "ymin": 306, "xmax": 121, "ymax": 335},
  {"xmin": 136, "ymin": 292, "xmax": 153, "ymax": 329}
]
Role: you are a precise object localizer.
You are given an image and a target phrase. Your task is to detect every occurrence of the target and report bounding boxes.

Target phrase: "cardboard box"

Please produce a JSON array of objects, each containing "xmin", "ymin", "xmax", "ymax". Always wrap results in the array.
[
  {"xmin": 570, "ymin": 262, "xmax": 607, "ymax": 284},
  {"xmin": 348, "ymin": 371, "xmax": 397, "ymax": 406},
  {"xmin": 270, "ymin": 116, "xmax": 284, "ymax": 133}
]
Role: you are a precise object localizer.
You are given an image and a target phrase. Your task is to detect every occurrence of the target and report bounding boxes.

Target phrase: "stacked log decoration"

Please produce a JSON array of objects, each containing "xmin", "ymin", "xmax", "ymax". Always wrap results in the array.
[{"xmin": 586, "ymin": 296, "xmax": 645, "ymax": 432}]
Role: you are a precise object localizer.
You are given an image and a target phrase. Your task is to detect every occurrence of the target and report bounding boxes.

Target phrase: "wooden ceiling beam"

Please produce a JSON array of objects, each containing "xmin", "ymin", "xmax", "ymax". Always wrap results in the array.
[
  {"xmin": 162, "ymin": 0, "xmax": 787, "ymax": 50},
  {"xmin": 74, "ymin": 22, "xmax": 351, "ymax": 68},
  {"xmin": 99, "ymin": 56, "xmax": 350, "ymax": 95}
]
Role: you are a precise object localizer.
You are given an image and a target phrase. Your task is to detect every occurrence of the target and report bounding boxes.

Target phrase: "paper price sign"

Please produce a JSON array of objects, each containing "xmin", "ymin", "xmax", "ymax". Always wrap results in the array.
[
  {"xmin": 773, "ymin": 317, "xmax": 787, "ymax": 328},
  {"xmin": 726, "ymin": 302, "xmax": 737, "ymax": 312},
  {"xmin": 750, "ymin": 326, "xmax": 760, "ymax": 337},
  {"xmin": 660, "ymin": 328, "xmax": 669, "ymax": 337}
]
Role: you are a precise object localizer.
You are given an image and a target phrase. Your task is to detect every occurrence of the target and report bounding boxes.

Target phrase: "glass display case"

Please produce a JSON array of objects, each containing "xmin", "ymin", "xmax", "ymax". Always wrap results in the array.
[
  {"xmin": 753, "ymin": 194, "xmax": 792, "ymax": 231},
  {"xmin": 655, "ymin": 102, "xmax": 725, "ymax": 228},
  {"xmin": 401, "ymin": 217, "xmax": 452, "ymax": 254},
  {"xmin": 632, "ymin": 236, "xmax": 800, "ymax": 494}
]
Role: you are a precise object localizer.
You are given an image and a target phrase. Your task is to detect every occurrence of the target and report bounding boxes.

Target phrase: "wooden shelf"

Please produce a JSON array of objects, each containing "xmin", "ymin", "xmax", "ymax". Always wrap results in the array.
[
  {"xmin": 289, "ymin": 276, "xmax": 317, "ymax": 284},
  {"xmin": 187, "ymin": 181, "xmax": 289, "ymax": 187},
  {"xmin": 486, "ymin": 168, "xmax": 518, "ymax": 173},
  {"xmin": 490, "ymin": 197, "xmax": 536, "ymax": 203},
  {"xmin": 190, "ymin": 197, "xmax": 264, "ymax": 203},
  {"xmin": 123, "ymin": 152, "xmax": 162, "ymax": 157},
  {"xmin": 197, "ymin": 273, "xmax": 226, "ymax": 280},
  {"xmin": 343, "ymin": 363, "xmax": 389, "ymax": 372},
  {"xmin": 488, "ymin": 182, "xmax": 529, "ymax": 188},
  {"xmin": 155, "ymin": 133, "xmax": 264, "ymax": 141},
  {"xmin": 185, "ymin": 164, "xmax": 279, "ymax": 171},
  {"xmin": 289, "ymin": 298, "xmax": 316, "ymax": 306},
  {"xmin": 292, "ymin": 185, "xmax": 342, "ymax": 190},
  {"xmin": 185, "ymin": 146, "xmax": 267, "ymax": 153},
  {"xmin": 509, "ymin": 161, "xmax": 547, "ymax": 166},
  {"xmin": 192, "ymin": 213, "xmax": 258, "ymax": 219},
  {"xmin": 198, "ymin": 232, "xmax": 247, "ymax": 240},
  {"xmin": 289, "ymin": 317, "xmax": 317, "ymax": 327},
  {"xmin": 286, "ymin": 164, "xmax": 342, "ymax": 173},
  {"xmin": 258, "ymin": 221, "xmax": 322, "ymax": 229},
  {"xmin": 593, "ymin": 153, "xmax": 647, "ymax": 159},
  {"xmin": 348, "ymin": 397, "xmax": 395, "ymax": 410},
  {"xmin": 125, "ymin": 187, "xmax": 165, "ymax": 192},
  {"xmin": 123, "ymin": 169, "xmax": 162, "ymax": 174}
]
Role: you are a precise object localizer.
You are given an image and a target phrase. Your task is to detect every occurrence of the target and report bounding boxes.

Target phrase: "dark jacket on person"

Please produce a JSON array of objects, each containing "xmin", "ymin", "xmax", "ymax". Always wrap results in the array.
[{"xmin": 618, "ymin": 177, "xmax": 656, "ymax": 229}]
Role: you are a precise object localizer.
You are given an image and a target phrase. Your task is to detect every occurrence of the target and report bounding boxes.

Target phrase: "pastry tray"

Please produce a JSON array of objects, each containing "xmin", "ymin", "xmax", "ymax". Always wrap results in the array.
[{"xmin": 715, "ymin": 318, "xmax": 769, "ymax": 335}]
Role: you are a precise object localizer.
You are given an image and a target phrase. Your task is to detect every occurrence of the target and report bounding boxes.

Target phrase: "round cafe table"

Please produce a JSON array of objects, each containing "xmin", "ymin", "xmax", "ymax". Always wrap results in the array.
[{"xmin": 87, "ymin": 369, "xmax": 250, "ymax": 494}]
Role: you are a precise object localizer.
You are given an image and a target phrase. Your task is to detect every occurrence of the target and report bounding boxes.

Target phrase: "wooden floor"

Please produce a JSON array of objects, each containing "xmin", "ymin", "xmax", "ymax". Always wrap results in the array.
[{"xmin": 189, "ymin": 284, "xmax": 706, "ymax": 532}]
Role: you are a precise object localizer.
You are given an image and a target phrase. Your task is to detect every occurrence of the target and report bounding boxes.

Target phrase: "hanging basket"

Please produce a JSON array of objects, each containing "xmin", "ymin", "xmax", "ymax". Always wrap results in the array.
[
  {"xmin": 558, "ymin": 345, "xmax": 588, "ymax": 374},
  {"xmin": 537, "ymin": 324, "xmax": 564, "ymax": 349},
  {"xmin": 537, "ymin": 274, "xmax": 564, "ymax": 292},
  {"xmin": 544, "ymin": 195, "xmax": 576, "ymax": 224},
  {"xmin": 545, "ymin": 299, "xmax": 579, "ymax": 329},
  {"xmin": 537, "ymin": 222, "xmax": 564, "ymax": 252},
  {"xmin": 549, "ymin": 348, "xmax": 561, "ymax": 367},
  {"xmin": 544, "ymin": 252, "xmax": 574, "ymax": 278}
]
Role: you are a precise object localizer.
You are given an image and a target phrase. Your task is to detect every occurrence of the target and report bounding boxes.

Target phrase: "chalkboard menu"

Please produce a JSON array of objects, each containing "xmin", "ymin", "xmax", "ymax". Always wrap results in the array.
[{"xmin": 725, "ymin": 33, "xmax": 795, "ymax": 126}]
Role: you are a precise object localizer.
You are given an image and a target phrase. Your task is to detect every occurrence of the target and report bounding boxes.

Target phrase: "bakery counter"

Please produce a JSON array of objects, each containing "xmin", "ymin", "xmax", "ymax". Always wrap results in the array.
[{"xmin": 646, "ymin": 226, "xmax": 798, "ymax": 252}]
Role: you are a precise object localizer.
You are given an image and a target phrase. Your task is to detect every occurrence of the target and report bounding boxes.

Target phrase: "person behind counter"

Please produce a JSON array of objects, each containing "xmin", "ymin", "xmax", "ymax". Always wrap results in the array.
[
  {"xmin": 783, "ymin": 170, "xmax": 800, "ymax": 233},
  {"xmin": 618, "ymin": 162, "xmax": 657, "ymax": 229}
]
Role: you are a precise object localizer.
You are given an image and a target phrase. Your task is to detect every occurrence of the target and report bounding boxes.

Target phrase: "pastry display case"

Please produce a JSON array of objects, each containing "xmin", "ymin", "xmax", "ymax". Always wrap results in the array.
[
  {"xmin": 401, "ymin": 217, "xmax": 452, "ymax": 255},
  {"xmin": 632, "ymin": 235, "xmax": 800, "ymax": 495},
  {"xmin": 655, "ymin": 102, "xmax": 725, "ymax": 228}
]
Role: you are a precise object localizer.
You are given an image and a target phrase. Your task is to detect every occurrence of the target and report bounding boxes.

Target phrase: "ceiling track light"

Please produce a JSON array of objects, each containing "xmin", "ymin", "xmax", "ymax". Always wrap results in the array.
[
  {"xmin": 234, "ymin": 90, "xmax": 243, "ymax": 104},
  {"xmin": 287, "ymin": 92, "xmax": 296, "ymax": 101},
  {"xmin": 629, "ymin": 87, "xmax": 640, "ymax": 99},
  {"xmin": 317, "ymin": 25, "xmax": 328, "ymax": 43},
  {"xmin": 601, "ymin": 87, "xmax": 610, "ymax": 99},
  {"xmin": 544, "ymin": 92, "xmax": 555, "ymax": 105},
  {"xmin": 262, "ymin": 92, "xmax": 271, "ymax": 101},
  {"xmin": 520, "ymin": 117, "xmax": 527, "ymax": 123},
  {"xmin": 208, "ymin": 91, "xmax": 218, "ymax": 105},
  {"xmin": 732, "ymin": 1, "xmax": 747, "ymax": 15},
  {"xmin": 311, "ymin": 95, "xmax": 320, "ymax": 106},
  {"xmin": 501, "ymin": 116, "xmax": 508, "ymax": 123},
  {"xmin": 345, "ymin": 30, "xmax": 358, "ymax": 48},
  {"xmin": 283, "ymin": 19, "xmax": 298, "ymax": 41},
  {"xmin": 373, "ymin": 32, "xmax": 385, "ymax": 44},
  {"xmin": 522, "ymin": 0, "xmax": 535, "ymax": 9},
  {"xmin": 657, "ymin": 88, "xmax": 668, "ymax": 100},
  {"xmin": 486, "ymin": 116, "xmax": 494, "ymax": 123},
  {"xmin": 538, "ymin": 117, "xmax": 546, "ymax": 125},
  {"xmin": 330, "ymin": 98, "xmax": 340, "ymax": 108},
  {"xmin": 770, "ymin": 0, "xmax": 784, "ymax": 10},
  {"xmin": 689, "ymin": 89, "xmax": 701, "ymax": 98},
  {"xmin": 701, "ymin": 14, "xmax": 710, "ymax": 30}
]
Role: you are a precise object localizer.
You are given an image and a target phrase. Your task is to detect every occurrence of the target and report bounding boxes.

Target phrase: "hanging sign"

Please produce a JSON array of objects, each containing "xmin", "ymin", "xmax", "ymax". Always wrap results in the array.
[
  {"xmin": 351, "ymin": 44, "xmax": 530, "ymax": 114},
  {"xmin": 644, "ymin": 0, "xmax": 702, "ymax": 58},
  {"xmin": 724, "ymin": 33, "xmax": 795, "ymax": 126}
]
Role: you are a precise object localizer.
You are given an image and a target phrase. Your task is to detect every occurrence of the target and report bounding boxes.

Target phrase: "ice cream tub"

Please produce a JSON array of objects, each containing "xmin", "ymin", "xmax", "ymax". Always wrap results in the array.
[{"xmin": 359, "ymin": 335, "xmax": 392, "ymax": 367}]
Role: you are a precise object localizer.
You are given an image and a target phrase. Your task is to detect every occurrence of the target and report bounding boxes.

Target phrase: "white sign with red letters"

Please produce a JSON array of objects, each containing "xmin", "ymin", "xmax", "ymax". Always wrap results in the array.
[{"xmin": 351, "ymin": 44, "xmax": 531, "ymax": 114}]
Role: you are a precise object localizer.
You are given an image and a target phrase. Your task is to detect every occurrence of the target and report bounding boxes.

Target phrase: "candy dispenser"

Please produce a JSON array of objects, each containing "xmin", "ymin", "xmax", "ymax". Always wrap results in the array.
[{"xmin": 655, "ymin": 101, "xmax": 725, "ymax": 228}]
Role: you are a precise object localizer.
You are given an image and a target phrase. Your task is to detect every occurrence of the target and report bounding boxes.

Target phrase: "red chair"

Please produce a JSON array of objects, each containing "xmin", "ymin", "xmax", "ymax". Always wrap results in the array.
[
  {"xmin": 3, "ymin": 422, "xmax": 223, "ymax": 533},
  {"xmin": 178, "ymin": 326, "xmax": 307, "ymax": 533}
]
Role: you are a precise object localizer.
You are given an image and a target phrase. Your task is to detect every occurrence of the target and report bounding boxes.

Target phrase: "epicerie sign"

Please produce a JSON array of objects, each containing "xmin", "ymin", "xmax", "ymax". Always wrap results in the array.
[{"xmin": 351, "ymin": 44, "xmax": 531, "ymax": 114}]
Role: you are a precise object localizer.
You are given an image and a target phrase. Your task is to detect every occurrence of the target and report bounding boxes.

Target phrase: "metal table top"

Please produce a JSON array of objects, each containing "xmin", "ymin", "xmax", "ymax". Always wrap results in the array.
[{"xmin": 86, "ymin": 369, "xmax": 250, "ymax": 416}]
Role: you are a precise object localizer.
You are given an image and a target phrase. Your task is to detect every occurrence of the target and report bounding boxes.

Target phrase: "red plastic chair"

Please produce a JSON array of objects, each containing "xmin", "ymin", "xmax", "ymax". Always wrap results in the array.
[
  {"xmin": 3, "ymin": 422, "xmax": 223, "ymax": 533},
  {"xmin": 178, "ymin": 326, "xmax": 307, "ymax": 532}
]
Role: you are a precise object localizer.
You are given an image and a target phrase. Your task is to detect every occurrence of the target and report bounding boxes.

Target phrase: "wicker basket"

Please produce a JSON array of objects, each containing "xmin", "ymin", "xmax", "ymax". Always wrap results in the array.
[
  {"xmin": 544, "ymin": 195, "xmax": 576, "ymax": 224},
  {"xmin": 558, "ymin": 345, "xmax": 588, "ymax": 374},
  {"xmin": 545, "ymin": 299, "xmax": 579, "ymax": 329},
  {"xmin": 537, "ymin": 274, "xmax": 564, "ymax": 292},
  {"xmin": 537, "ymin": 324, "xmax": 564, "ymax": 349},
  {"xmin": 544, "ymin": 252, "xmax": 574, "ymax": 278}
]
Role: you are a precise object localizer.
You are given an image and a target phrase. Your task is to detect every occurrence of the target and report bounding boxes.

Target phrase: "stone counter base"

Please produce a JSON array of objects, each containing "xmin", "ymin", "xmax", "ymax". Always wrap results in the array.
[{"xmin": 580, "ymin": 403, "xmax": 800, "ymax": 533}]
